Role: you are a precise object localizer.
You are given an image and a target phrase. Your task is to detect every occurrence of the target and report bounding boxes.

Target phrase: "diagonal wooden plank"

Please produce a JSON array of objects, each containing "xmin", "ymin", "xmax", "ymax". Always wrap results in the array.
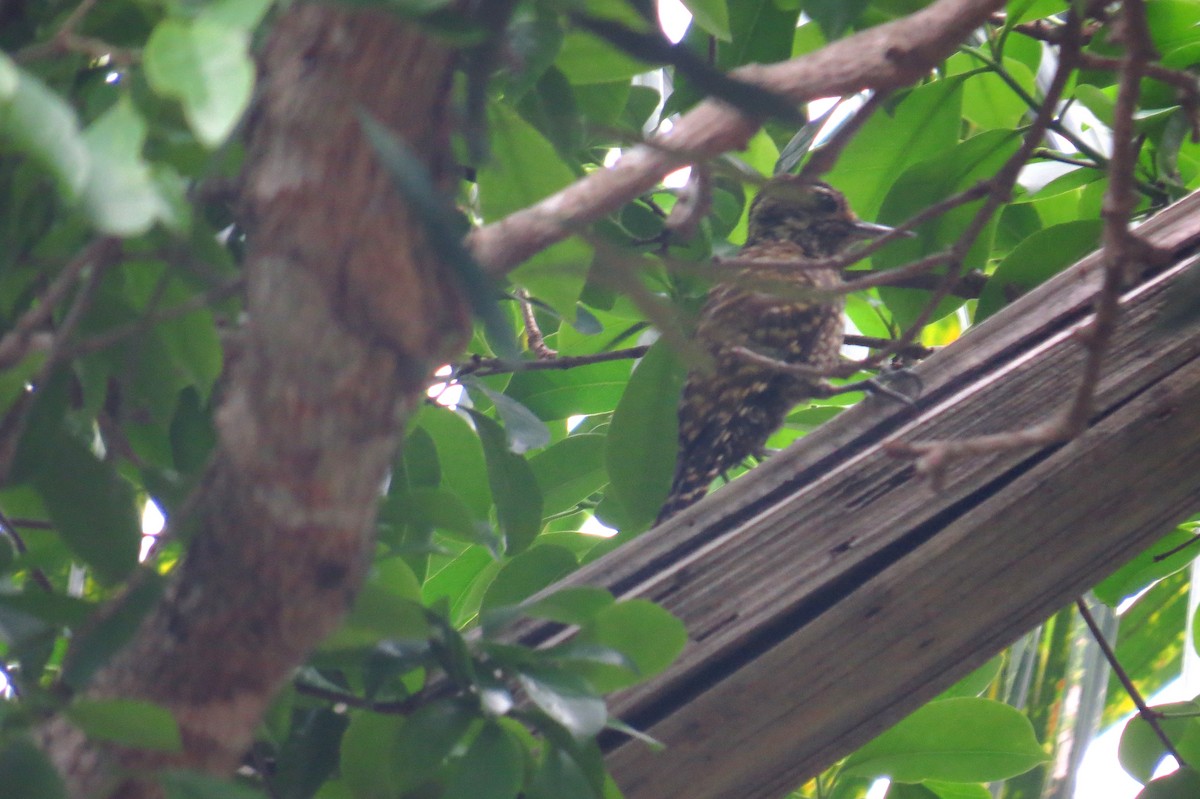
[{"xmin": 506, "ymin": 191, "xmax": 1200, "ymax": 798}]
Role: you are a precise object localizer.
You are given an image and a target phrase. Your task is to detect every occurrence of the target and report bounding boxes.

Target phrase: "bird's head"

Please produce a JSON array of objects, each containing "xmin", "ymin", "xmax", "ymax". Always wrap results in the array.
[{"xmin": 745, "ymin": 177, "xmax": 892, "ymax": 256}]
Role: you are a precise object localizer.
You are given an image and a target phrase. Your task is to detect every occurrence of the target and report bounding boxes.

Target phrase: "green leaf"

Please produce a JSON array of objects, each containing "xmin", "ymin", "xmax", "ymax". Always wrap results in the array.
[
  {"xmin": 556, "ymin": 30, "xmax": 652, "ymax": 84},
  {"xmin": 1119, "ymin": 702, "xmax": 1200, "ymax": 783},
  {"xmin": 340, "ymin": 712, "xmax": 404, "ymax": 799},
  {"xmin": 443, "ymin": 721, "xmax": 524, "ymax": 799},
  {"xmin": 871, "ymin": 128, "xmax": 1017, "ymax": 328},
  {"xmin": 803, "ymin": 0, "xmax": 868, "ymax": 38},
  {"xmin": 961, "ymin": 58, "xmax": 1036, "ymax": 130},
  {"xmin": 33, "ymin": 434, "xmax": 140, "ymax": 585},
  {"xmin": 67, "ymin": 698, "xmax": 182, "ymax": 752},
  {"xmin": 938, "ymin": 655, "xmax": 1003, "ymax": 699},
  {"xmin": 482, "ymin": 544, "xmax": 577, "ymax": 611},
  {"xmin": 390, "ymin": 700, "xmax": 476, "ymax": 792},
  {"xmin": 1138, "ymin": 767, "xmax": 1200, "ymax": 799},
  {"xmin": 158, "ymin": 770, "xmax": 268, "ymax": 799},
  {"xmin": 604, "ymin": 340, "xmax": 685, "ymax": 531},
  {"xmin": 976, "ymin": 220, "xmax": 1102, "ymax": 321},
  {"xmin": 825, "ymin": 80, "xmax": 965, "ymax": 220},
  {"xmin": 1104, "ymin": 571, "xmax": 1187, "ymax": 725},
  {"xmin": 529, "ymin": 434, "xmax": 608, "ymax": 517},
  {"xmin": 466, "ymin": 379, "xmax": 551, "ymax": 453},
  {"xmin": 471, "ymin": 410, "xmax": 544, "ymax": 556},
  {"xmin": 387, "ymin": 486, "xmax": 488, "ymax": 545},
  {"xmin": 1094, "ymin": 525, "xmax": 1198, "ymax": 606},
  {"xmin": 413, "ymin": 405, "xmax": 492, "ymax": 517},
  {"xmin": 527, "ymin": 744, "xmax": 598, "ymax": 799},
  {"xmin": 681, "ymin": 0, "xmax": 730, "ymax": 40},
  {"xmin": 328, "ymin": 583, "xmax": 432, "ymax": 652},
  {"xmin": 841, "ymin": 697, "xmax": 1048, "ymax": 783},
  {"xmin": 506, "ymin": 359, "xmax": 631, "ymax": 420},
  {"xmin": 574, "ymin": 599, "xmax": 686, "ymax": 691},
  {"xmin": 0, "ymin": 53, "xmax": 89, "ymax": 201},
  {"xmin": 144, "ymin": 18, "xmax": 254, "ymax": 148},
  {"xmin": 62, "ymin": 572, "xmax": 165, "ymax": 690},
  {"xmin": 81, "ymin": 98, "xmax": 169, "ymax": 235},
  {"xmin": 518, "ymin": 665, "xmax": 608, "ymax": 739},
  {"xmin": 0, "ymin": 737, "xmax": 67, "ymax": 799},
  {"xmin": 520, "ymin": 586, "xmax": 615, "ymax": 626}
]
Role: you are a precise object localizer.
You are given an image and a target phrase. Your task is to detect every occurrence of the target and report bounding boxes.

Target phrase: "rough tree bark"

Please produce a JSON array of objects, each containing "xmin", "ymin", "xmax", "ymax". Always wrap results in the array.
[{"xmin": 39, "ymin": 7, "xmax": 468, "ymax": 797}]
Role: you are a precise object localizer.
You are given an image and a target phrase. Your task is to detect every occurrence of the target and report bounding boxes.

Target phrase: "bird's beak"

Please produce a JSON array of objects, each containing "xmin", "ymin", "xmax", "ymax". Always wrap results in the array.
[{"xmin": 852, "ymin": 221, "xmax": 914, "ymax": 239}]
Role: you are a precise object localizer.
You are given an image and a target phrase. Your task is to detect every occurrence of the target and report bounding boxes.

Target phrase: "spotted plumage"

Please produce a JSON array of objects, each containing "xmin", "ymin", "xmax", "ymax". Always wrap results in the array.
[{"xmin": 656, "ymin": 177, "xmax": 889, "ymax": 524}]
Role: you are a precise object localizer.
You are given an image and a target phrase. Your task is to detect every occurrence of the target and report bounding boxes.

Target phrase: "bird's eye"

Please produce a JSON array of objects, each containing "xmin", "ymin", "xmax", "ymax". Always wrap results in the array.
[{"xmin": 812, "ymin": 190, "xmax": 840, "ymax": 215}]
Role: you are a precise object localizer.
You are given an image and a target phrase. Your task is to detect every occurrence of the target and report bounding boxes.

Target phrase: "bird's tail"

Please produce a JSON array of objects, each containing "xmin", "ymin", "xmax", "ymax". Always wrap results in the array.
[{"xmin": 655, "ymin": 457, "xmax": 720, "ymax": 525}]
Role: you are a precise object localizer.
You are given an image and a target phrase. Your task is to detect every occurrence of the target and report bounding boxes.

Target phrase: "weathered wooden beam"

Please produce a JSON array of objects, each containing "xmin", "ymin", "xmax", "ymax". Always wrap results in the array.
[{"xmin": 516, "ymin": 192, "xmax": 1200, "ymax": 799}]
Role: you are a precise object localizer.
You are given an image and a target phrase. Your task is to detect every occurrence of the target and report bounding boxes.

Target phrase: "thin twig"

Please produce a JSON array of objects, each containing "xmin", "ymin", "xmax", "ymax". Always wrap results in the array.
[
  {"xmin": 68, "ymin": 276, "xmax": 245, "ymax": 359},
  {"xmin": 0, "ymin": 243, "xmax": 116, "ymax": 485},
  {"xmin": 1076, "ymin": 597, "xmax": 1189, "ymax": 767},
  {"xmin": 292, "ymin": 680, "xmax": 423, "ymax": 715},
  {"xmin": 455, "ymin": 346, "xmax": 652, "ymax": 379},
  {"xmin": 0, "ymin": 237, "xmax": 117, "ymax": 370},
  {"xmin": 0, "ymin": 508, "xmax": 55, "ymax": 593},
  {"xmin": 517, "ymin": 289, "xmax": 556, "ymax": 359}
]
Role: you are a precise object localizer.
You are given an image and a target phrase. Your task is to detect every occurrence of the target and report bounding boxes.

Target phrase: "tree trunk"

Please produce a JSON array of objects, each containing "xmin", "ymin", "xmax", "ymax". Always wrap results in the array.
[{"xmin": 39, "ymin": 7, "xmax": 468, "ymax": 797}]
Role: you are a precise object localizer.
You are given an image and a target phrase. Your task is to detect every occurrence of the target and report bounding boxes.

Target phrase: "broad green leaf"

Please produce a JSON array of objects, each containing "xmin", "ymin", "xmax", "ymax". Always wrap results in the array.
[
  {"xmin": 158, "ymin": 770, "xmax": 268, "ymax": 799},
  {"xmin": 506, "ymin": 360, "xmax": 631, "ymax": 420},
  {"xmin": 681, "ymin": 0, "xmax": 730, "ymax": 40},
  {"xmin": 574, "ymin": 599, "xmax": 687, "ymax": 691},
  {"xmin": 842, "ymin": 697, "xmax": 1048, "ymax": 782},
  {"xmin": 144, "ymin": 18, "xmax": 254, "ymax": 148},
  {"xmin": 67, "ymin": 698, "xmax": 182, "ymax": 752},
  {"xmin": 556, "ymin": 31, "xmax": 652, "ymax": 84},
  {"xmin": 826, "ymin": 80, "xmax": 965, "ymax": 220},
  {"xmin": 201, "ymin": 0, "xmax": 274, "ymax": 31},
  {"xmin": 518, "ymin": 666, "xmax": 608, "ymax": 739},
  {"xmin": 0, "ymin": 53, "xmax": 88, "ymax": 201},
  {"xmin": 423, "ymin": 545, "xmax": 495, "ymax": 607},
  {"xmin": 873, "ymin": 128, "xmax": 1019, "ymax": 329},
  {"xmin": 1104, "ymin": 570, "xmax": 1188, "ymax": 726},
  {"xmin": 339, "ymin": 712, "xmax": 404, "ymax": 799},
  {"xmin": 62, "ymin": 573, "xmax": 165, "ymax": 690},
  {"xmin": 1138, "ymin": 767, "xmax": 1200, "ymax": 798},
  {"xmin": 604, "ymin": 340, "xmax": 685, "ymax": 531},
  {"xmin": 479, "ymin": 104, "xmax": 575, "ymax": 221},
  {"xmin": 527, "ymin": 744, "xmax": 597, "ymax": 799},
  {"xmin": 414, "ymin": 405, "xmax": 492, "ymax": 518},
  {"xmin": 803, "ymin": 0, "xmax": 868, "ymax": 38},
  {"xmin": 327, "ymin": 582, "xmax": 429, "ymax": 650},
  {"xmin": 1095, "ymin": 525, "xmax": 1198, "ymax": 606},
  {"xmin": 388, "ymin": 487, "xmax": 488, "ymax": 545},
  {"xmin": 939, "ymin": 655, "xmax": 1003, "ymax": 699},
  {"xmin": 520, "ymin": 586, "xmax": 615, "ymax": 626},
  {"xmin": 1006, "ymin": 0, "xmax": 1065, "ymax": 26},
  {"xmin": 1119, "ymin": 701, "xmax": 1200, "ymax": 783},
  {"xmin": 529, "ymin": 434, "xmax": 608, "ymax": 517},
  {"xmin": 482, "ymin": 544, "xmax": 577, "ymax": 611},
  {"xmin": 391, "ymin": 700, "xmax": 476, "ymax": 792},
  {"xmin": 961, "ymin": 59, "xmax": 1036, "ymax": 131},
  {"xmin": 467, "ymin": 379, "xmax": 551, "ymax": 453},
  {"xmin": 34, "ymin": 434, "xmax": 139, "ymax": 585},
  {"xmin": 472, "ymin": 410, "xmax": 544, "ymax": 555},
  {"xmin": 976, "ymin": 220, "xmax": 1102, "ymax": 320},
  {"xmin": 82, "ymin": 98, "xmax": 169, "ymax": 235},
  {"xmin": 0, "ymin": 737, "xmax": 67, "ymax": 799},
  {"xmin": 443, "ymin": 722, "xmax": 524, "ymax": 799}
]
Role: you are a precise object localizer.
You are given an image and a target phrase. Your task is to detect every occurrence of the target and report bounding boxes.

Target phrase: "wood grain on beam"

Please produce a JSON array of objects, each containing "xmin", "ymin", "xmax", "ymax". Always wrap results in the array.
[{"xmin": 513, "ymin": 192, "xmax": 1200, "ymax": 799}]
